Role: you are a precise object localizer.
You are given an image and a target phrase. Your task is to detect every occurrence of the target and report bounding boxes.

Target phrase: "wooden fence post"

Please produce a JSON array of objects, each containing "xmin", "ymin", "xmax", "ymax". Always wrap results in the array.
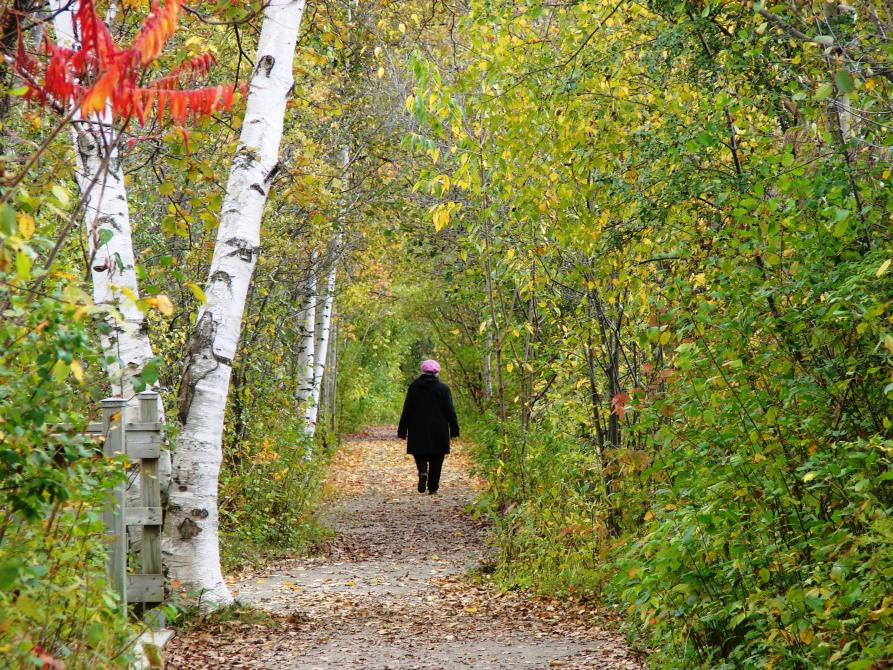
[
  {"xmin": 138, "ymin": 391, "xmax": 162, "ymax": 581},
  {"xmin": 100, "ymin": 397, "xmax": 128, "ymax": 617},
  {"xmin": 124, "ymin": 390, "xmax": 165, "ymax": 611}
]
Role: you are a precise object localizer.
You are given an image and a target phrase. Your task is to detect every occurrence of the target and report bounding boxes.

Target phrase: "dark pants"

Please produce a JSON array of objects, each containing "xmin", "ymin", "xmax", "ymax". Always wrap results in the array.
[{"xmin": 413, "ymin": 454, "xmax": 445, "ymax": 492}]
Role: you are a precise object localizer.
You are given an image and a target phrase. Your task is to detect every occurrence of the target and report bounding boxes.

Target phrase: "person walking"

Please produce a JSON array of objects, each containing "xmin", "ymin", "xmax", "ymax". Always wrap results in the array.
[{"xmin": 397, "ymin": 359, "xmax": 460, "ymax": 494}]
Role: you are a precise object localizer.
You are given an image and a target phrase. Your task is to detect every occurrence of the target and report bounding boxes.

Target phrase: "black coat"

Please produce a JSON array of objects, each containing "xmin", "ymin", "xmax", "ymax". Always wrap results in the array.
[{"xmin": 398, "ymin": 374, "xmax": 460, "ymax": 455}]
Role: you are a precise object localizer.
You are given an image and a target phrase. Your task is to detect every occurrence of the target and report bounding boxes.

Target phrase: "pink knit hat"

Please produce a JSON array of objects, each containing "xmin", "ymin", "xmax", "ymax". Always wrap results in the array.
[{"xmin": 420, "ymin": 359, "xmax": 440, "ymax": 374}]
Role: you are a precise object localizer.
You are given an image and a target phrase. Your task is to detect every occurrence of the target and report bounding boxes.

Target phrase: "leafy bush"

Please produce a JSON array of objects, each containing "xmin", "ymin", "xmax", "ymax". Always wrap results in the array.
[
  {"xmin": 219, "ymin": 416, "xmax": 329, "ymax": 571},
  {"xmin": 617, "ymin": 437, "xmax": 893, "ymax": 669},
  {"xmin": 0, "ymin": 202, "xmax": 139, "ymax": 668}
]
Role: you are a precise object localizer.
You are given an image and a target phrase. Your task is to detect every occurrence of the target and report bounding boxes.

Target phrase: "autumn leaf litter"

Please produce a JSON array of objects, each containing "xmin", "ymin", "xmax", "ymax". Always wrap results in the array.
[{"xmin": 167, "ymin": 427, "xmax": 643, "ymax": 669}]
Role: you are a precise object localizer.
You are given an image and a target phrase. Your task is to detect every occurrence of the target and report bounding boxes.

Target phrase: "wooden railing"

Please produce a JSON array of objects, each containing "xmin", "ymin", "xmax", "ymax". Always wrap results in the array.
[{"xmin": 88, "ymin": 391, "xmax": 164, "ymax": 615}]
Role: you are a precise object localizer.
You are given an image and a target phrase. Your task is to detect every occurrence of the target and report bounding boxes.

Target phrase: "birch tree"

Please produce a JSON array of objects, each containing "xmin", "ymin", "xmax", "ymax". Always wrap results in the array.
[
  {"xmin": 304, "ymin": 240, "xmax": 338, "ymax": 436},
  {"xmin": 50, "ymin": 1, "xmax": 162, "ymax": 423},
  {"xmin": 294, "ymin": 251, "xmax": 317, "ymax": 407},
  {"xmin": 163, "ymin": 0, "xmax": 307, "ymax": 606},
  {"xmin": 303, "ymin": 144, "xmax": 348, "ymax": 438}
]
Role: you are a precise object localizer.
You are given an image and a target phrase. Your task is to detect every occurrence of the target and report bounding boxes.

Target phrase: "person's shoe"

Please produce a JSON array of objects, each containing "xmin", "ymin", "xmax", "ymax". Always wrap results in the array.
[
  {"xmin": 417, "ymin": 472, "xmax": 428, "ymax": 493},
  {"xmin": 428, "ymin": 489, "xmax": 438, "ymax": 495}
]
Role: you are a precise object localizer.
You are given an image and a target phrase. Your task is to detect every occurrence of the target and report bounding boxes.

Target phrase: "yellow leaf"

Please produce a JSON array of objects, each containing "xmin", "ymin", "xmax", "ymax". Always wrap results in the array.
[
  {"xmin": 186, "ymin": 283, "xmax": 206, "ymax": 304},
  {"xmin": 17, "ymin": 213, "xmax": 35, "ymax": 240},
  {"xmin": 156, "ymin": 294, "xmax": 174, "ymax": 317},
  {"xmin": 377, "ymin": 66, "xmax": 385, "ymax": 78},
  {"xmin": 70, "ymin": 359, "xmax": 84, "ymax": 383},
  {"xmin": 876, "ymin": 259, "xmax": 891, "ymax": 278},
  {"xmin": 644, "ymin": 510, "xmax": 654, "ymax": 521},
  {"xmin": 628, "ymin": 565, "xmax": 639, "ymax": 578},
  {"xmin": 398, "ymin": 23, "xmax": 406, "ymax": 34},
  {"xmin": 433, "ymin": 207, "xmax": 450, "ymax": 231}
]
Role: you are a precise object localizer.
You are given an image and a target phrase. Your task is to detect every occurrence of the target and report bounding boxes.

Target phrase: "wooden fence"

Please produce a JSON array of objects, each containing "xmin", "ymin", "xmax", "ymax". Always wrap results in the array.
[{"xmin": 87, "ymin": 391, "xmax": 164, "ymax": 617}]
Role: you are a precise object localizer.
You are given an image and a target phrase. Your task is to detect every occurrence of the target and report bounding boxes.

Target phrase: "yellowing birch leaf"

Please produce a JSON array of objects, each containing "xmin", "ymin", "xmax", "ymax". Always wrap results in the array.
[
  {"xmin": 17, "ymin": 213, "xmax": 35, "ymax": 240},
  {"xmin": 186, "ymin": 283, "xmax": 207, "ymax": 304},
  {"xmin": 433, "ymin": 207, "xmax": 450, "ymax": 231},
  {"xmin": 155, "ymin": 294, "xmax": 174, "ymax": 317},
  {"xmin": 70, "ymin": 359, "xmax": 84, "ymax": 383}
]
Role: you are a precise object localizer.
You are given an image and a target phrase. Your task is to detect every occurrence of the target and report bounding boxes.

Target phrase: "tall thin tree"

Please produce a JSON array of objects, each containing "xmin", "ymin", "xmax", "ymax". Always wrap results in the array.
[{"xmin": 163, "ymin": 0, "xmax": 308, "ymax": 605}]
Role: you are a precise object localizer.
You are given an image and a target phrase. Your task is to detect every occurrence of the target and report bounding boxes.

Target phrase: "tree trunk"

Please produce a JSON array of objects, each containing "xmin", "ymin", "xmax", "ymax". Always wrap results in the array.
[
  {"xmin": 52, "ymin": 0, "xmax": 162, "ymax": 421},
  {"xmin": 164, "ymin": 0, "xmax": 306, "ymax": 607},
  {"xmin": 52, "ymin": 0, "xmax": 171, "ymax": 548},
  {"xmin": 294, "ymin": 252, "xmax": 318, "ymax": 407},
  {"xmin": 304, "ymin": 240, "xmax": 338, "ymax": 437},
  {"xmin": 482, "ymin": 328, "xmax": 493, "ymax": 400},
  {"xmin": 304, "ymin": 144, "xmax": 348, "ymax": 439}
]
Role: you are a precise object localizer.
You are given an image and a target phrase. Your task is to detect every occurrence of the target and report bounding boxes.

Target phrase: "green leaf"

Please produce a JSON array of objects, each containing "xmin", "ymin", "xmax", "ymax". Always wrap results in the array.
[
  {"xmin": 51, "ymin": 184, "xmax": 70, "ymax": 206},
  {"xmin": 815, "ymin": 83, "xmax": 834, "ymax": 101},
  {"xmin": 86, "ymin": 622, "xmax": 105, "ymax": 647},
  {"xmin": 51, "ymin": 359, "xmax": 68, "ymax": 383},
  {"xmin": 0, "ymin": 204, "xmax": 15, "ymax": 236},
  {"xmin": 15, "ymin": 251, "xmax": 32, "ymax": 280},
  {"xmin": 0, "ymin": 561, "xmax": 19, "ymax": 590},
  {"xmin": 834, "ymin": 69, "xmax": 855, "ymax": 93}
]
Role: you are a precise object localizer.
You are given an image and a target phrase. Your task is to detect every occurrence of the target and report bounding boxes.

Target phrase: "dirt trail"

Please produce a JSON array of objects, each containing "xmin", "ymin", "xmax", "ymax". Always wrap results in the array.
[{"xmin": 168, "ymin": 428, "xmax": 643, "ymax": 669}]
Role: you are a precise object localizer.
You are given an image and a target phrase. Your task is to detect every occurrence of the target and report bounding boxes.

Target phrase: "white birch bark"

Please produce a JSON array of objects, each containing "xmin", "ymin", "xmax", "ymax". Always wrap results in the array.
[
  {"xmin": 51, "ymin": 1, "xmax": 163, "ymax": 423},
  {"xmin": 294, "ymin": 252, "xmax": 317, "ymax": 407},
  {"xmin": 303, "ymin": 145, "xmax": 348, "ymax": 438},
  {"xmin": 163, "ymin": 0, "xmax": 306, "ymax": 607},
  {"xmin": 304, "ymin": 242, "xmax": 338, "ymax": 437}
]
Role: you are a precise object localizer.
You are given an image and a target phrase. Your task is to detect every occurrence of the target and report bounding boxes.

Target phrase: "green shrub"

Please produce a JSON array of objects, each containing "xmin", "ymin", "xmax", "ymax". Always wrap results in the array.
[
  {"xmin": 0, "ymin": 200, "xmax": 140, "ymax": 668},
  {"xmin": 617, "ymin": 437, "xmax": 893, "ymax": 669},
  {"xmin": 219, "ymin": 417, "xmax": 329, "ymax": 571}
]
